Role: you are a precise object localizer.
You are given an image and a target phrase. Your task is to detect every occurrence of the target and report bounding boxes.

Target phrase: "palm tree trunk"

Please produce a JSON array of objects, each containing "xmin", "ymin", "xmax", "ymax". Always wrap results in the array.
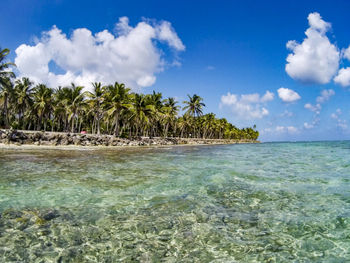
[
  {"xmin": 105, "ymin": 117, "xmax": 110, "ymax": 134},
  {"xmin": 76, "ymin": 115, "xmax": 79, "ymax": 132},
  {"xmin": 92, "ymin": 118, "xmax": 95, "ymax": 134},
  {"xmin": 38, "ymin": 112, "xmax": 43, "ymax": 131},
  {"xmin": 173, "ymin": 122, "xmax": 177, "ymax": 137},
  {"xmin": 114, "ymin": 112, "xmax": 120, "ymax": 136},
  {"xmin": 79, "ymin": 120, "xmax": 82, "ymax": 133},
  {"xmin": 97, "ymin": 117, "xmax": 101, "ymax": 135},
  {"xmin": 193, "ymin": 116, "xmax": 196, "ymax": 138},
  {"xmin": 136, "ymin": 123, "xmax": 139, "ymax": 137},
  {"xmin": 19, "ymin": 107, "xmax": 23, "ymax": 129},
  {"xmin": 164, "ymin": 123, "xmax": 169, "ymax": 137},
  {"xmin": 71, "ymin": 116, "xmax": 75, "ymax": 133},
  {"xmin": 64, "ymin": 115, "xmax": 68, "ymax": 132},
  {"xmin": 4, "ymin": 96, "xmax": 9, "ymax": 129},
  {"xmin": 44, "ymin": 117, "xmax": 47, "ymax": 131}
]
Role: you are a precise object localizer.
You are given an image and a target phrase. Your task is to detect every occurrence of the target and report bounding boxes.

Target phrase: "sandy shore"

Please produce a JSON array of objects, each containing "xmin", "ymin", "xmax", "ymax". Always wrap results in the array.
[{"xmin": 0, "ymin": 142, "xmax": 257, "ymax": 151}]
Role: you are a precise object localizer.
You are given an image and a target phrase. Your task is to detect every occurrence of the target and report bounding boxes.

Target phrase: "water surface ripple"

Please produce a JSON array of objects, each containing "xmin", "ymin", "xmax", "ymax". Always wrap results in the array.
[{"xmin": 0, "ymin": 142, "xmax": 350, "ymax": 262}]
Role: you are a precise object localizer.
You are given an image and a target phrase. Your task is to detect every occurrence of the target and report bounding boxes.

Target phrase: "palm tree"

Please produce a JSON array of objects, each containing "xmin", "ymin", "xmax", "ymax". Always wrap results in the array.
[
  {"xmin": 87, "ymin": 82, "xmax": 104, "ymax": 134},
  {"xmin": 0, "ymin": 63, "xmax": 259, "ymax": 140},
  {"xmin": 177, "ymin": 114, "xmax": 192, "ymax": 138},
  {"xmin": 202, "ymin": 113, "xmax": 216, "ymax": 139},
  {"xmin": 0, "ymin": 78, "xmax": 14, "ymax": 128},
  {"xmin": 32, "ymin": 84, "xmax": 53, "ymax": 130},
  {"xmin": 162, "ymin": 97, "xmax": 179, "ymax": 137},
  {"xmin": 105, "ymin": 82, "xmax": 131, "ymax": 136},
  {"xmin": 130, "ymin": 93, "xmax": 154, "ymax": 136},
  {"xmin": 217, "ymin": 118, "xmax": 228, "ymax": 139},
  {"xmin": 146, "ymin": 91, "xmax": 164, "ymax": 137},
  {"xmin": 52, "ymin": 87, "xmax": 69, "ymax": 131},
  {"xmin": 183, "ymin": 94, "xmax": 205, "ymax": 118},
  {"xmin": 14, "ymin": 77, "xmax": 33, "ymax": 129},
  {"xmin": 0, "ymin": 48, "xmax": 15, "ymax": 87},
  {"xmin": 183, "ymin": 94, "xmax": 205, "ymax": 137},
  {"xmin": 0, "ymin": 48, "xmax": 16, "ymax": 128},
  {"xmin": 66, "ymin": 84, "xmax": 86, "ymax": 133}
]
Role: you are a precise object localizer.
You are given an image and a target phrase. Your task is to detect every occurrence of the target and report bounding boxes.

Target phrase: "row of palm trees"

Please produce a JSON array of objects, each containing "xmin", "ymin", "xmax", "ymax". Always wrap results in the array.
[{"xmin": 0, "ymin": 48, "xmax": 259, "ymax": 140}]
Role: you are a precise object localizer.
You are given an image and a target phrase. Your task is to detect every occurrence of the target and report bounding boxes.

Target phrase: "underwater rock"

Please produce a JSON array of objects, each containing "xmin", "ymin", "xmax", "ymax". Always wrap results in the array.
[
  {"xmin": 42, "ymin": 210, "xmax": 60, "ymax": 221},
  {"xmin": 2, "ymin": 209, "xmax": 23, "ymax": 219}
]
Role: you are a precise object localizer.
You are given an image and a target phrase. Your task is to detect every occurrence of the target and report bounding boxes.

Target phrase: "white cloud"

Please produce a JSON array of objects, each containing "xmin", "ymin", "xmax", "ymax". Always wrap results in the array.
[
  {"xmin": 303, "ymin": 122, "xmax": 314, "ymax": 129},
  {"xmin": 307, "ymin": 12, "xmax": 331, "ymax": 33},
  {"xmin": 304, "ymin": 103, "xmax": 321, "ymax": 114},
  {"xmin": 264, "ymin": 125, "xmax": 299, "ymax": 134},
  {"xmin": 277, "ymin": 87, "xmax": 301, "ymax": 102},
  {"xmin": 286, "ymin": 126, "xmax": 299, "ymax": 134},
  {"xmin": 14, "ymin": 17, "xmax": 185, "ymax": 90},
  {"xmin": 275, "ymin": 126, "xmax": 285, "ymax": 132},
  {"xmin": 316, "ymin": 89, "xmax": 335, "ymax": 103},
  {"xmin": 285, "ymin": 12, "xmax": 340, "ymax": 84},
  {"xmin": 261, "ymin": 91, "xmax": 274, "ymax": 102},
  {"xmin": 220, "ymin": 91, "xmax": 273, "ymax": 119},
  {"xmin": 330, "ymin": 113, "xmax": 338, "ymax": 119},
  {"xmin": 343, "ymin": 46, "xmax": 350, "ymax": 61},
  {"xmin": 337, "ymin": 122, "xmax": 348, "ymax": 130},
  {"xmin": 221, "ymin": 92, "xmax": 237, "ymax": 105},
  {"xmin": 280, "ymin": 110, "xmax": 294, "ymax": 117},
  {"xmin": 304, "ymin": 117, "xmax": 320, "ymax": 130},
  {"xmin": 334, "ymin": 46, "xmax": 350, "ymax": 87},
  {"xmin": 156, "ymin": 21, "xmax": 185, "ymax": 51},
  {"xmin": 334, "ymin": 67, "xmax": 350, "ymax": 87},
  {"xmin": 330, "ymin": 108, "xmax": 348, "ymax": 130},
  {"xmin": 304, "ymin": 89, "xmax": 335, "ymax": 116},
  {"xmin": 303, "ymin": 89, "xmax": 335, "ymax": 129}
]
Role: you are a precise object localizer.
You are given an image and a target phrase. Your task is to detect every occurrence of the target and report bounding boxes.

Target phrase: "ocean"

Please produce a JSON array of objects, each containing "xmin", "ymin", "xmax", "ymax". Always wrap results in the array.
[{"xmin": 0, "ymin": 142, "xmax": 349, "ymax": 262}]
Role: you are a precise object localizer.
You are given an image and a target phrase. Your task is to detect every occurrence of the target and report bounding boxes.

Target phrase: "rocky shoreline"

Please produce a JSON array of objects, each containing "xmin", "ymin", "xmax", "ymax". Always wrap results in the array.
[{"xmin": 0, "ymin": 129, "xmax": 259, "ymax": 147}]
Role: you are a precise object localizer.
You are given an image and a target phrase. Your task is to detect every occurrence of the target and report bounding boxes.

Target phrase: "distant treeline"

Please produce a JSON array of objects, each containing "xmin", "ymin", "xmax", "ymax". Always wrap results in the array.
[{"xmin": 0, "ymin": 48, "xmax": 259, "ymax": 140}]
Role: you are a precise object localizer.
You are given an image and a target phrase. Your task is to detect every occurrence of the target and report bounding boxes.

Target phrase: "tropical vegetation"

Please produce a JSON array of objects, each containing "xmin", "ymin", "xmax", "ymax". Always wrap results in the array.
[{"xmin": 0, "ymin": 48, "xmax": 259, "ymax": 140}]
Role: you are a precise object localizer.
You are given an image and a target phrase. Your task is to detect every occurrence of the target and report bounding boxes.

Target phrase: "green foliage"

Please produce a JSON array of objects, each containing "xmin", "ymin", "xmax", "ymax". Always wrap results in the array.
[{"xmin": 0, "ymin": 48, "xmax": 258, "ymax": 140}]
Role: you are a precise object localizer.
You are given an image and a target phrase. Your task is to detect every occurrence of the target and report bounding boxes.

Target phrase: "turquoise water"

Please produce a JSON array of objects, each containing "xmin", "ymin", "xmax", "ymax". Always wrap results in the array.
[{"xmin": 0, "ymin": 142, "xmax": 350, "ymax": 262}]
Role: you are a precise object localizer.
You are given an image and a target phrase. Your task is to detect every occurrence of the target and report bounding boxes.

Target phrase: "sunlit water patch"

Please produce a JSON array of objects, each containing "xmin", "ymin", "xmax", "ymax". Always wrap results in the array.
[{"xmin": 0, "ymin": 142, "xmax": 350, "ymax": 262}]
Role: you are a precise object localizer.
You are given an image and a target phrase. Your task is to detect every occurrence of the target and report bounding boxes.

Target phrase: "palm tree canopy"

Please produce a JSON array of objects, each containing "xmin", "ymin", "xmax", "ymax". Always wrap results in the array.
[
  {"xmin": 0, "ymin": 47, "xmax": 258, "ymax": 140},
  {"xmin": 0, "ymin": 48, "xmax": 16, "ymax": 87},
  {"xmin": 183, "ymin": 94, "xmax": 205, "ymax": 117}
]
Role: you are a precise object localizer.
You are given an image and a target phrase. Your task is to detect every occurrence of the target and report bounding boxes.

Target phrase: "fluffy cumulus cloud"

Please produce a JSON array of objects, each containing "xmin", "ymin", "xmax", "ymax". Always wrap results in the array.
[
  {"xmin": 14, "ymin": 17, "xmax": 185, "ymax": 90},
  {"xmin": 220, "ymin": 91, "xmax": 274, "ymax": 119},
  {"xmin": 277, "ymin": 87, "xmax": 301, "ymax": 102},
  {"xmin": 285, "ymin": 12, "xmax": 340, "ymax": 84},
  {"xmin": 334, "ymin": 46, "xmax": 350, "ymax": 87},
  {"xmin": 343, "ymin": 46, "xmax": 350, "ymax": 61},
  {"xmin": 334, "ymin": 68, "xmax": 350, "ymax": 87}
]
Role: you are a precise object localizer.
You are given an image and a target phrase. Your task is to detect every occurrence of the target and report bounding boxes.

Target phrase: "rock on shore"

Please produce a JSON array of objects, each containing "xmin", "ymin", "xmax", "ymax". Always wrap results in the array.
[{"xmin": 0, "ymin": 129, "xmax": 258, "ymax": 147}]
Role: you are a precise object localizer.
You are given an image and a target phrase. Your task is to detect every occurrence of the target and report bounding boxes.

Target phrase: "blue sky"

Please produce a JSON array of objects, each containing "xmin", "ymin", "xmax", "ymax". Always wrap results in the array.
[{"xmin": 1, "ymin": 0, "xmax": 350, "ymax": 141}]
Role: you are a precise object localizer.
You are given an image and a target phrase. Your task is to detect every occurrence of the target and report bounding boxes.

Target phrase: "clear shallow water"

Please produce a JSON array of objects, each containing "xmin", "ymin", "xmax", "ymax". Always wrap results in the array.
[{"xmin": 0, "ymin": 142, "xmax": 350, "ymax": 262}]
